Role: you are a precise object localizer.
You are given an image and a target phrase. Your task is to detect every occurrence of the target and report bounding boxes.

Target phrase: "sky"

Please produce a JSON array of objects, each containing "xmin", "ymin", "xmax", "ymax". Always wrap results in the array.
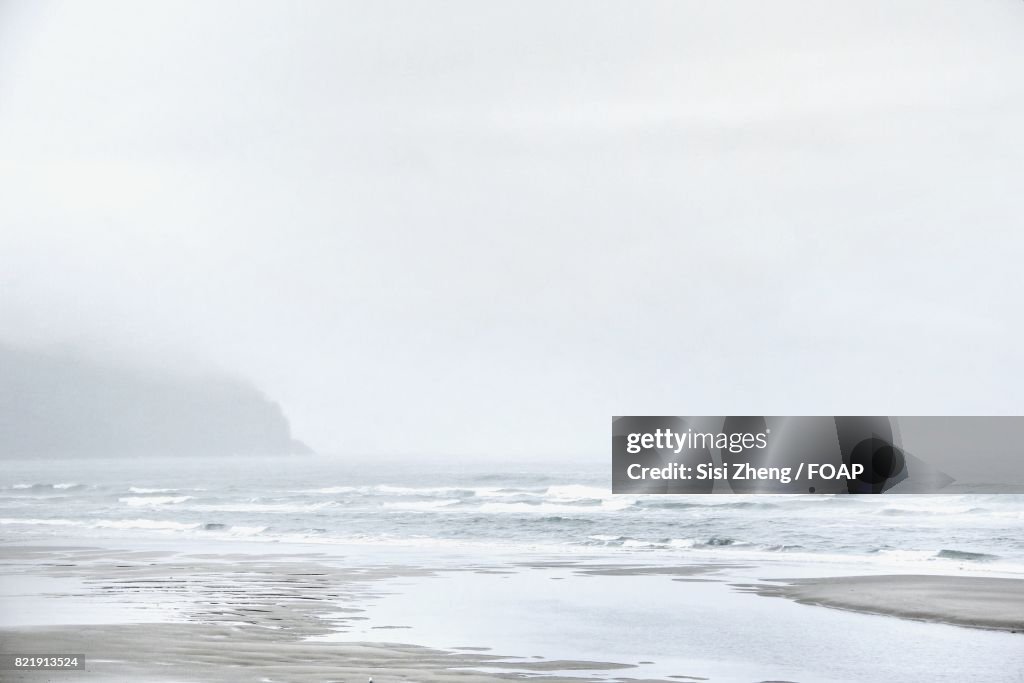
[{"xmin": 1, "ymin": 0, "xmax": 1023, "ymax": 456}]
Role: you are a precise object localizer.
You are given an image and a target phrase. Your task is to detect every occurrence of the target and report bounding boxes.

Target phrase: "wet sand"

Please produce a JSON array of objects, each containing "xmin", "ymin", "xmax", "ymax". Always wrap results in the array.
[
  {"xmin": 0, "ymin": 545, "xmax": 724, "ymax": 682},
  {"xmin": 743, "ymin": 574, "xmax": 1024, "ymax": 632},
  {"xmin": 0, "ymin": 624, "xmax": 655, "ymax": 683},
  {"xmin": 2, "ymin": 544, "xmax": 1023, "ymax": 682}
]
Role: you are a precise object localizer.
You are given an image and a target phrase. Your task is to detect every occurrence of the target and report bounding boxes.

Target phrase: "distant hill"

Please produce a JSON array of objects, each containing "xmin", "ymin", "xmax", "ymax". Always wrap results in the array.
[{"xmin": 0, "ymin": 344, "xmax": 312, "ymax": 457}]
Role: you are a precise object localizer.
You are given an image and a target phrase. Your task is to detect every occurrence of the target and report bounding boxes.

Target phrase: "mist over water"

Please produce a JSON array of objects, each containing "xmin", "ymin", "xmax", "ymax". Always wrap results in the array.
[
  {"xmin": 2, "ymin": 455, "xmax": 1022, "ymax": 573},
  {"xmin": 2, "ymin": 3, "xmax": 1023, "ymax": 682},
  {"xmin": 3, "ymin": 1, "xmax": 1024, "ymax": 458}
]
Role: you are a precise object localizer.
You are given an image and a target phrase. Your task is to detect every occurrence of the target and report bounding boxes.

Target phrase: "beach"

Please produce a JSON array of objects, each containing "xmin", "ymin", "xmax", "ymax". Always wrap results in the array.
[
  {"xmin": 0, "ymin": 543, "xmax": 720, "ymax": 682},
  {"xmin": 6, "ymin": 0, "xmax": 1024, "ymax": 678},
  {"xmin": 743, "ymin": 574, "xmax": 1024, "ymax": 632},
  {"xmin": 2, "ymin": 457, "xmax": 1023, "ymax": 682},
  {"xmin": 2, "ymin": 539, "xmax": 1023, "ymax": 683}
]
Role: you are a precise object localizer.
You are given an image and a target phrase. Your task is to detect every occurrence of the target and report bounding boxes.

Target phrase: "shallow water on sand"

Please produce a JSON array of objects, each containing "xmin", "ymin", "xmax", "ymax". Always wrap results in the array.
[
  {"xmin": 310, "ymin": 560, "xmax": 1024, "ymax": 683},
  {"xmin": 2, "ymin": 455, "xmax": 1023, "ymax": 681}
]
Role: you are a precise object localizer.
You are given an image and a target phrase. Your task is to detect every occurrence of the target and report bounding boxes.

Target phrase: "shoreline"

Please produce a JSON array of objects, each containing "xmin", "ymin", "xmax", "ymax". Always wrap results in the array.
[
  {"xmin": 0, "ymin": 626, "xmax": 654, "ymax": 683},
  {"xmin": 2, "ymin": 543, "xmax": 1023, "ymax": 682},
  {"xmin": 0, "ymin": 545, "xmax": 721, "ymax": 682},
  {"xmin": 740, "ymin": 574, "xmax": 1024, "ymax": 633}
]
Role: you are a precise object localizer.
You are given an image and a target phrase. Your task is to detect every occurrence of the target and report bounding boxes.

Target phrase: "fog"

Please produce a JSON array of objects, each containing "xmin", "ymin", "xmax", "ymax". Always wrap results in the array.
[{"xmin": 1, "ymin": 1, "xmax": 1023, "ymax": 456}]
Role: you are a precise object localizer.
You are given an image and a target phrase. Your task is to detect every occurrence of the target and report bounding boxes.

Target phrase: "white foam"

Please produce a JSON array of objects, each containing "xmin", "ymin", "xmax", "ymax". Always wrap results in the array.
[
  {"xmin": 544, "ymin": 484, "xmax": 613, "ymax": 501},
  {"xmin": 298, "ymin": 486, "xmax": 359, "ymax": 494},
  {"xmin": 189, "ymin": 501, "xmax": 336, "ymax": 513},
  {"xmin": 93, "ymin": 519, "xmax": 200, "ymax": 532},
  {"xmin": 0, "ymin": 518, "xmax": 87, "ymax": 527},
  {"xmin": 9, "ymin": 482, "xmax": 82, "ymax": 490},
  {"xmin": 470, "ymin": 487, "xmax": 543, "ymax": 498},
  {"xmin": 376, "ymin": 485, "xmax": 468, "ymax": 495},
  {"xmin": 383, "ymin": 499, "xmax": 460, "ymax": 511},
  {"xmin": 119, "ymin": 496, "xmax": 193, "ymax": 506},
  {"xmin": 479, "ymin": 498, "xmax": 632, "ymax": 514}
]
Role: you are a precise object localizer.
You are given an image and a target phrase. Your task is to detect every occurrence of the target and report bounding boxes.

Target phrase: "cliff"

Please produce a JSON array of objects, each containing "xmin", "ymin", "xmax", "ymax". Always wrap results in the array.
[{"xmin": 0, "ymin": 345, "xmax": 311, "ymax": 457}]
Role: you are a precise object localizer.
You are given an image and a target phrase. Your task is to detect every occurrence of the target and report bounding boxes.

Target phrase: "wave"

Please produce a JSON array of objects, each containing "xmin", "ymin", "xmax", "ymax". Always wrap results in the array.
[
  {"xmin": 383, "ymin": 499, "xmax": 461, "ymax": 511},
  {"xmin": 710, "ymin": 501, "xmax": 780, "ymax": 510},
  {"xmin": 128, "ymin": 487, "xmax": 178, "ymax": 494},
  {"xmin": 188, "ymin": 501, "xmax": 337, "ymax": 513},
  {"xmin": 119, "ymin": 496, "xmax": 193, "ymax": 506},
  {"xmin": 935, "ymin": 549, "xmax": 999, "ymax": 562},
  {"xmin": 93, "ymin": 519, "xmax": 200, "ymax": 531},
  {"xmin": 0, "ymin": 517, "xmax": 87, "ymax": 527},
  {"xmin": 760, "ymin": 544, "xmax": 806, "ymax": 552},
  {"xmin": 479, "ymin": 498, "xmax": 633, "ymax": 514},
  {"xmin": 1, "ymin": 517, "xmax": 271, "ymax": 536},
  {"xmin": 622, "ymin": 539, "xmax": 667, "ymax": 548},
  {"xmin": 473, "ymin": 487, "xmax": 541, "ymax": 498},
  {"xmin": 297, "ymin": 486, "xmax": 359, "ymax": 494},
  {"xmin": 376, "ymin": 485, "xmax": 471, "ymax": 496},
  {"xmin": 638, "ymin": 500, "xmax": 781, "ymax": 511},
  {"xmin": 544, "ymin": 484, "xmax": 613, "ymax": 501},
  {"xmin": 877, "ymin": 504, "xmax": 979, "ymax": 517},
  {"xmin": 198, "ymin": 523, "xmax": 268, "ymax": 536},
  {"xmin": 9, "ymin": 482, "xmax": 85, "ymax": 492},
  {"xmin": 294, "ymin": 485, "xmax": 544, "ymax": 499},
  {"xmin": 639, "ymin": 501, "xmax": 700, "ymax": 510},
  {"xmin": 585, "ymin": 535, "xmax": 740, "ymax": 550},
  {"xmin": 702, "ymin": 536, "xmax": 738, "ymax": 546}
]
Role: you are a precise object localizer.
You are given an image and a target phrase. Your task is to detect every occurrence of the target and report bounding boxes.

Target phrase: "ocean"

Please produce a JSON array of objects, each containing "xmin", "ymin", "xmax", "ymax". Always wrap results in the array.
[
  {"xmin": 2, "ymin": 455, "xmax": 1022, "ymax": 575},
  {"xmin": 3, "ymin": 454, "xmax": 1024, "ymax": 682}
]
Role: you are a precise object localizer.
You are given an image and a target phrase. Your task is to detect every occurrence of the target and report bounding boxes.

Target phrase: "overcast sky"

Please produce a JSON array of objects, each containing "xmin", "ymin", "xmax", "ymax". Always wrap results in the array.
[{"xmin": 1, "ymin": 1, "xmax": 1022, "ymax": 456}]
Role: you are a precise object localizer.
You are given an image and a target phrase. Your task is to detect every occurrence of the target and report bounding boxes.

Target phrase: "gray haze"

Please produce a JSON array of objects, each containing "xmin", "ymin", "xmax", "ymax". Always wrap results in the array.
[
  {"xmin": 1, "ymin": 1, "xmax": 1023, "ymax": 456},
  {"xmin": 0, "ymin": 344, "xmax": 311, "ymax": 457}
]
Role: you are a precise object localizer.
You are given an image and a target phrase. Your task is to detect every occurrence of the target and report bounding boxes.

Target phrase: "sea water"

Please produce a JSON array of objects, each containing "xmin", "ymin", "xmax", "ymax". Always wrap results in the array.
[
  {"xmin": 1, "ymin": 455, "xmax": 1021, "ymax": 574},
  {"xmin": 2, "ymin": 455, "xmax": 1024, "ymax": 682}
]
